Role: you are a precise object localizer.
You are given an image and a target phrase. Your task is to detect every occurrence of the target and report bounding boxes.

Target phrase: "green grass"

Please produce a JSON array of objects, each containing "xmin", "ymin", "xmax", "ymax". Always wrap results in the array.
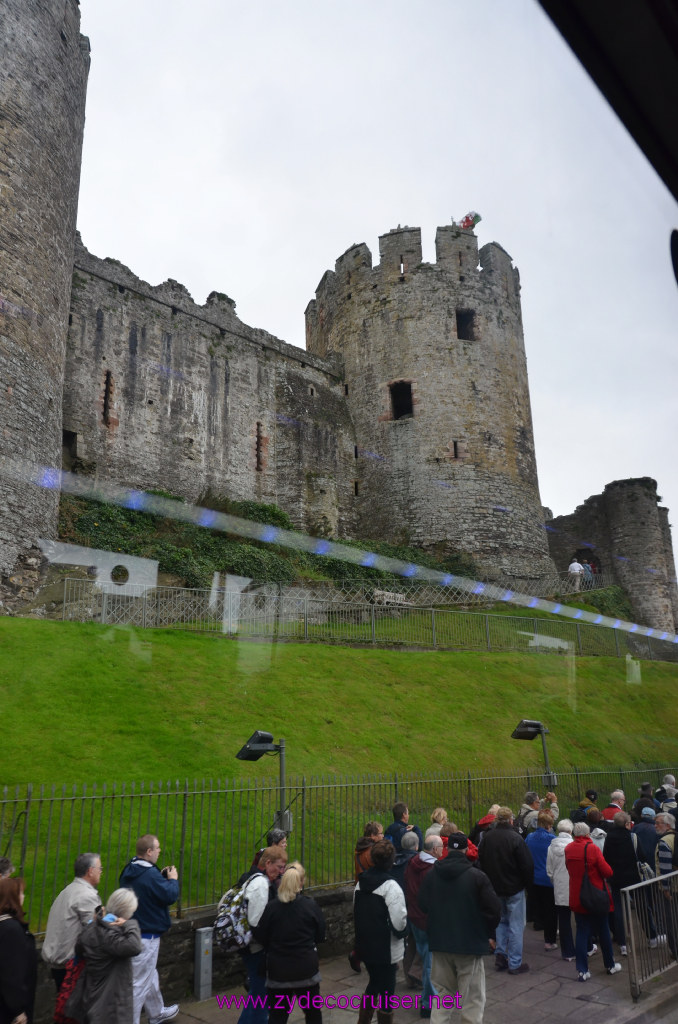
[{"xmin": 1, "ymin": 616, "xmax": 676, "ymax": 786}]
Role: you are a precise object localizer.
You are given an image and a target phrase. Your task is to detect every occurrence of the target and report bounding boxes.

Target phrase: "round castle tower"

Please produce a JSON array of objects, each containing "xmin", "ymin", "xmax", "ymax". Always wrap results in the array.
[
  {"xmin": 0, "ymin": 0, "xmax": 89, "ymax": 581},
  {"xmin": 305, "ymin": 223, "xmax": 555, "ymax": 577}
]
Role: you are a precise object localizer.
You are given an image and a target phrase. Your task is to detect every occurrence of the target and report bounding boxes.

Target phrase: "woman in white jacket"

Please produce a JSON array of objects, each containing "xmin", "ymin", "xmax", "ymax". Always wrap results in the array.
[
  {"xmin": 354, "ymin": 840, "xmax": 407, "ymax": 1024},
  {"xmin": 546, "ymin": 819, "xmax": 575, "ymax": 960}
]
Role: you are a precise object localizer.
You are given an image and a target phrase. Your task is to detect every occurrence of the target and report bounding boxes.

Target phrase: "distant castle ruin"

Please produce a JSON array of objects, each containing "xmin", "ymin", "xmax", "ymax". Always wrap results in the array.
[{"xmin": 1, "ymin": 0, "xmax": 676, "ymax": 632}]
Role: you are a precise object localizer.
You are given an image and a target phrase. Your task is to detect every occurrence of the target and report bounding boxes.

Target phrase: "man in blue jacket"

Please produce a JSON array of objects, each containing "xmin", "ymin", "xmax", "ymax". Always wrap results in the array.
[
  {"xmin": 120, "ymin": 834, "xmax": 180, "ymax": 1024},
  {"xmin": 384, "ymin": 802, "xmax": 423, "ymax": 852}
]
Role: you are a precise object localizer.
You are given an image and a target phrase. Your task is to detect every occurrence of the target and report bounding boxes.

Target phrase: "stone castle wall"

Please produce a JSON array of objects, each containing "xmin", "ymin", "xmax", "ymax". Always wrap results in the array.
[
  {"xmin": 305, "ymin": 225, "xmax": 555, "ymax": 577},
  {"xmin": 64, "ymin": 239, "xmax": 358, "ymax": 539},
  {"xmin": 546, "ymin": 477, "xmax": 678, "ymax": 631},
  {"xmin": 0, "ymin": 0, "xmax": 89, "ymax": 575}
]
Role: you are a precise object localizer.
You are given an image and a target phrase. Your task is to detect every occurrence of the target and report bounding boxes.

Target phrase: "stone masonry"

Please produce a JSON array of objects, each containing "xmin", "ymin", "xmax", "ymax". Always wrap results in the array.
[
  {"xmin": 0, "ymin": 0, "xmax": 89, "ymax": 577},
  {"xmin": 0, "ymin": 5, "xmax": 676, "ymax": 631}
]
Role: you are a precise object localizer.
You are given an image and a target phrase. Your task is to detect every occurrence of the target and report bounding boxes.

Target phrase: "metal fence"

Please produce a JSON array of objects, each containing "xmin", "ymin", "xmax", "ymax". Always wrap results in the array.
[
  {"xmin": 61, "ymin": 578, "xmax": 678, "ymax": 663},
  {"xmin": 2, "ymin": 763, "xmax": 674, "ymax": 935},
  {"xmin": 622, "ymin": 870, "xmax": 678, "ymax": 999}
]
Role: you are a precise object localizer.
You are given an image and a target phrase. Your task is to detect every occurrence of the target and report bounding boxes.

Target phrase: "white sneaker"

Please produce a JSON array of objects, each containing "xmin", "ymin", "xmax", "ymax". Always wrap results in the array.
[
  {"xmin": 620, "ymin": 945, "xmax": 627, "ymax": 956},
  {"xmin": 149, "ymin": 1007, "xmax": 179, "ymax": 1024},
  {"xmin": 649, "ymin": 934, "xmax": 666, "ymax": 948},
  {"xmin": 588, "ymin": 944, "xmax": 598, "ymax": 956},
  {"xmin": 607, "ymin": 963, "xmax": 622, "ymax": 975},
  {"xmin": 578, "ymin": 971, "xmax": 591, "ymax": 982}
]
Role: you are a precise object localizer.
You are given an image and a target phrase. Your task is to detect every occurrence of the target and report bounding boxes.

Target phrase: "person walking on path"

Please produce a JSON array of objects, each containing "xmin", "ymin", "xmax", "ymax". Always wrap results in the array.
[
  {"xmin": 565, "ymin": 822, "xmax": 621, "ymax": 982},
  {"xmin": 354, "ymin": 840, "xmax": 407, "ymax": 1024},
  {"xmin": 477, "ymin": 806, "xmax": 533, "ymax": 974},
  {"xmin": 418, "ymin": 831, "xmax": 500, "ymax": 1024},
  {"xmin": 119, "ymin": 834, "xmax": 180, "ymax": 1024}
]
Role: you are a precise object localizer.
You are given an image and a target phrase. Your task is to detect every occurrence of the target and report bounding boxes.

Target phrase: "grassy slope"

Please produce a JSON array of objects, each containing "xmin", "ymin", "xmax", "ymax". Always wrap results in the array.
[{"xmin": 2, "ymin": 617, "xmax": 676, "ymax": 786}]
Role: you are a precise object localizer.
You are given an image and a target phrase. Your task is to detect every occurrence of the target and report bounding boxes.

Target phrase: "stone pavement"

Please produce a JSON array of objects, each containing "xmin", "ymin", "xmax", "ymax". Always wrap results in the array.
[{"xmin": 175, "ymin": 927, "xmax": 678, "ymax": 1024}]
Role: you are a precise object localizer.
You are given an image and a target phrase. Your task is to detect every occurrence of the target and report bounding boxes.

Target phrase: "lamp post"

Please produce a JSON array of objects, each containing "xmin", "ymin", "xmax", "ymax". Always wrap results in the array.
[
  {"xmin": 511, "ymin": 719, "xmax": 557, "ymax": 788},
  {"xmin": 235, "ymin": 730, "xmax": 291, "ymax": 832}
]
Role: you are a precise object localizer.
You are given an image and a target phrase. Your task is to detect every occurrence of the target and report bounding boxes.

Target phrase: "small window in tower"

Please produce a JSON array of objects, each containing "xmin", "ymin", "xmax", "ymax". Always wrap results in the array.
[
  {"xmin": 399, "ymin": 255, "xmax": 404, "ymax": 274},
  {"xmin": 458, "ymin": 252, "xmax": 463, "ymax": 267},
  {"xmin": 453, "ymin": 440, "xmax": 459, "ymax": 459},
  {"xmin": 309, "ymin": 386, "xmax": 315, "ymax": 397},
  {"xmin": 103, "ymin": 370, "xmax": 113, "ymax": 426},
  {"xmin": 390, "ymin": 381, "xmax": 413, "ymax": 420},
  {"xmin": 456, "ymin": 308, "xmax": 477, "ymax": 341},
  {"xmin": 62, "ymin": 430, "xmax": 78, "ymax": 470},
  {"xmin": 344, "ymin": 383, "xmax": 349, "ymax": 396},
  {"xmin": 354, "ymin": 445, "xmax": 359, "ymax": 459},
  {"xmin": 256, "ymin": 422, "xmax": 264, "ymax": 472},
  {"xmin": 354, "ymin": 480, "xmax": 359, "ymax": 496}
]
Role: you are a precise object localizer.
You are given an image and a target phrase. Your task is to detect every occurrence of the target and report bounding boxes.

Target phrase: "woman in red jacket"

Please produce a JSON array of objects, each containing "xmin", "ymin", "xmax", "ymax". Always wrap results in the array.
[{"xmin": 565, "ymin": 822, "xmax": 621, "ymax": 982}]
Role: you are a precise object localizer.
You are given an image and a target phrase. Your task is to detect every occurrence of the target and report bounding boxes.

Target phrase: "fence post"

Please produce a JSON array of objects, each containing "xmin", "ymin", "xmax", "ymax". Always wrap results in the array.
[
  {"xmin": 485, "ymin": 615, "xmax": 491, "ymax": 651},
  {"xmin": 142, "ymin": 592, "xmax": 147, "ymax": 630},
  {"xmin": 394, "ymin": 772, "xmax": 399, "ymax": 803},
  {"xmin": 467, "ymin": 772, "xmax": 474, "ymax": 835},
  {"xmin": 431, "ymin": 608, "xmax": 436, "ymax": 648},
  {"xmin": 177, "ymin": 780, "xmax": 189, "ymax": 919},
  {"xmin": 300, "ymin": 776, "xmax": 306, "ymax": 866},
  {"xmin": 304, "ymin": 599, "xmax": 308, "ymax": 641},
  {"xmin": 371, "ymin": 605, "xmax": 376, "ymax": 644},
  {"xmin": 20, "ymin": 783, "xmax": 32, "ymax": 878},
  {"xmin": 647, "ymin": 636, "xmax": 653, "ymax": 660},
  {"xmin": 101, "ymin": 591, "xmax": 108, "ymax": 624},
  {"xmin": 576, "ymin": 623, "xmax": 582, "ymax": 655},
  {"xmin": 614, "ymin": 628, "xmax": 621, "ymax": 658},
  {"xmin": 62, "ymin": 579, "xmax": 67, "ymax": 621}
]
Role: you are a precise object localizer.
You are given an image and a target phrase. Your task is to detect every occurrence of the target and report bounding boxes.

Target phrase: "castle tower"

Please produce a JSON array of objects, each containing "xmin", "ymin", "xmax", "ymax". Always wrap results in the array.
[
  {"xmin": 305, "ymin": 223, "xmax": 555, "ymax": 577},
  {"xmin": 0, "ymin": 0, "xmax": 89, "ymax": 580}
]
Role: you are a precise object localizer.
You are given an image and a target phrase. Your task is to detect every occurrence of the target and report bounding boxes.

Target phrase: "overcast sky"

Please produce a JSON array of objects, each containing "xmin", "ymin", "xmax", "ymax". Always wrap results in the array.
[{"xmin": 76, "ymin": 0, "xmax": 677, "ymax": 559}]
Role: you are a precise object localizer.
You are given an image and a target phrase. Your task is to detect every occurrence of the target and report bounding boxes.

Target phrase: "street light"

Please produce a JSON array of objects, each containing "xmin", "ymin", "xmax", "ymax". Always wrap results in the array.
[
  {"xmin": 511, "ymin": 719, "xmax": 557, "ymax": 788},
  {"xmin": 236, "ymin": 731, "xmax": 291, "ymax": 832}
]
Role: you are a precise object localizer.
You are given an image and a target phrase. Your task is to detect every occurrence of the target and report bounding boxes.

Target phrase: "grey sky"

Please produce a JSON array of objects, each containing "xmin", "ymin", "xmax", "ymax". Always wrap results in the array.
[{"xmin": 76, "ymin": 0, "xmax": 677, "ymax": 549}]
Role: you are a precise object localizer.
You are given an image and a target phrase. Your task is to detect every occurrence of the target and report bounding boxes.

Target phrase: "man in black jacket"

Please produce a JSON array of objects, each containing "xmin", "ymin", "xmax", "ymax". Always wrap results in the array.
[
  {"xmin": 477, "ymin": 806, "xmax": 533, "ymax": 975},
  {"xmin": 418, "ymin": 832, "xmax": 500, "ymax": 1024}
]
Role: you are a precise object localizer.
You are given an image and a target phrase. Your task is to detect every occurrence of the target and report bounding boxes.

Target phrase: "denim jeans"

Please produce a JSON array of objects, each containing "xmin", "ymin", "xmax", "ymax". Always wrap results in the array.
[
  {"xmin": 238, "ymin": 949, "xmax": 268, "ymax": 1024},
  {"xmin": 496, "ymin": 890, "xmax": 526, "ymax": 970},
  {"xmin": 410, "ymin": 922, "xmax": 437, "ymax": 1009}
]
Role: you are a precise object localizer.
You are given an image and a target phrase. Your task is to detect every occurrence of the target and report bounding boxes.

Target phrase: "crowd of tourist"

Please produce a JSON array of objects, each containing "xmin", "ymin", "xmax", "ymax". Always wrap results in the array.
[{"xmin": 1, "ymin": 775, "xmax": 677, "ymax": 1024}]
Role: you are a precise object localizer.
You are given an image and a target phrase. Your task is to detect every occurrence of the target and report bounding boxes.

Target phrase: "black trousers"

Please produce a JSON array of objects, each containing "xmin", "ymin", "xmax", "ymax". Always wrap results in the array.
[
  {"xmin": 363, "ymin": 962, "xmax": 397, "ymax": 1007},
  {"xmin": 267, "ymin": 984, "xmax": 322, "ymax": 1024}
]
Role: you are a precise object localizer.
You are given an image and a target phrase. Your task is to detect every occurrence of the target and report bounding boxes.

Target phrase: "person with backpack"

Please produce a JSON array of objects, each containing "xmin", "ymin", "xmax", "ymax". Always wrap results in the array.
[
  {"xmin": 354, "ymin": 839, "xmax": 407, "ymax": 1024},
  {"xmin": 253, "ymin": 862, "xmax": 325, "ymax": 1024},
  {"xmin": 570, "ymin": 790, "xmax": 598, "ymax": 824},
  {"xmin": 516, "ymin": 791, "xmax": 559, "ymax": 835},
  {"xmin": 236, "ymin": 846, "xmax": 288, "ymax": 1024}
]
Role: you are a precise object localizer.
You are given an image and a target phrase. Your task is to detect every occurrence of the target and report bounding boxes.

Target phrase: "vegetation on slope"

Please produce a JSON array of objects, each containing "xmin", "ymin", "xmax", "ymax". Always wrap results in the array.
[
  {"xmin": 1, "ymin": 617, "xmax": 675, "ymax": 787},
  {"xmin": 58, "ymin": 492, "xmax": 477, "ymax": 589}
]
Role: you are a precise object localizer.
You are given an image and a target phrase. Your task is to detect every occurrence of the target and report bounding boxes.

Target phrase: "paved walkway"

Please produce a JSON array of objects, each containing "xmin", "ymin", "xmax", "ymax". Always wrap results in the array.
[{"xmin": 175, "ymin": 928, "xmax": 678, "ymax": 1024}]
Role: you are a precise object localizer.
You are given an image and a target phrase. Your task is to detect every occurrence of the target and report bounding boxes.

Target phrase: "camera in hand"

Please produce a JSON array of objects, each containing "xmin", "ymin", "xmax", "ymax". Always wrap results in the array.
[{"xmin": 161, "ymin": 867, "xmax": 170, "ymax": 878}]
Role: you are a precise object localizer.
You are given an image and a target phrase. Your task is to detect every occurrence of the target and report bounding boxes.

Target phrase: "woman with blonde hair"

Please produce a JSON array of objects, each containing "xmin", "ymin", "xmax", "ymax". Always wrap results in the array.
[
  {"xmin": 425, "ymin": 808, "xmax": 448, "ymax": 839},
  {"xmin": 253, "ymin": 862, "xmax": 325, "ymax": 1024}
]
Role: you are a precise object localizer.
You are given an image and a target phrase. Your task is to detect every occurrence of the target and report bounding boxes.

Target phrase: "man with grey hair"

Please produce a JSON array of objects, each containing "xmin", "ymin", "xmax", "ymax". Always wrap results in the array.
[
  {"xmin": 405, "ymin": 834, "xmax": 444, "ymax": 1016},
  {"xmin": 478, "ymin": 806, "xmax": 533, "ymax": 974},
  {"xmin": 654, "ymin": 812, "xmax": 677, "ymax": 957},
  {"xmin": 42, "ymin": 851, "xmax": 103, "ymax": 991},
  {"xmin": 601, "ymin": 790, "xmax": 625, "ymax": 822},
  {"xmin": 516, "ymin": 791, "xmax": 558, "ymax": 835}
]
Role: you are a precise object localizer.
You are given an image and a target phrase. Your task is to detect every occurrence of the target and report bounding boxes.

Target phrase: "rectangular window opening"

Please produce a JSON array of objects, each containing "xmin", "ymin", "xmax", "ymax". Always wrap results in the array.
[
  {"xmin": 103, "ymin": 370, "xmax": 113, "ymax": 426},
  {"xmin": 354, "ymin": 480, "xmax": 359, "ymax": 496},
  {"xmin": 456, "ymin": 308, "xmax": 477, "ymax": 341},
  {"xmin": 399, "ymin": 255, "xmax": 404, "ymax": 274},
  {"xmin": 354, "ymin": 445, "xmax": 359, "ymax": 459},
  {"xmin": 344, "ymin": 383, "xmax": 349, "ymax": 396},
  {"xmin": 62, "ymin": 429, "xmax": 78, "ymax": 470},
  {"xmin": 453, "ymin": 440, "xmax": 459, "ymax": 459},
  {"xmin": 256, "ymin": 422, "xmax": 264, "ymax": 472},
  {"xmin": 390, "ymin": 381, "xmax": 413, "ymax": 420},
  {"xmin": 309, "ymin": 386, "xmax": 315, "ymax": 397}
]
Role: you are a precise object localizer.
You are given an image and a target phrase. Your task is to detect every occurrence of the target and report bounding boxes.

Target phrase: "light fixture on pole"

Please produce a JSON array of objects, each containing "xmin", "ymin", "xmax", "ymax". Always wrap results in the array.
[
  {"xmin": 511, "ymin": 719, "xmax": 557, "ymax": 788},
  {"xmin": 236, "ymin": 730, "xmax": 291, "ymax": 832}
]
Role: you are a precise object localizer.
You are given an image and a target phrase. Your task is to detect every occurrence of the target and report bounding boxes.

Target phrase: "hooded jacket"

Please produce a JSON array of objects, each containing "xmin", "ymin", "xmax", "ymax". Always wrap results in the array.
[
  {"xmin": 354, "ymin": 867, "xmax": 407, "ymax": 965},
  {"xmin": 603, "ymin": 826, "xmax": 640, "ymax": 890},
  {"xmin": 545, "ymin": 832, "xmax": 573, "ymax": 906},
  {"xmin": 253, "ymin": 893, "xmax": 325, "ymax": 987},
  {"xmin": 525, "ymin": 827, "xmax": 556, "ymax": 887},
  {"xmin": 73, "ymin": 914, "xmax": 142, "ymax": 1024},
  {"xmin": 418, "ymin": 854, "xmax": 500, "ymax": 956},
  {"xmin": 404, "ymin": 852, "xmax": 436, "ymax": 930},
  {"xmin": 118, "ymin": 859, "xmax": 179, "ymax": 935}
]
